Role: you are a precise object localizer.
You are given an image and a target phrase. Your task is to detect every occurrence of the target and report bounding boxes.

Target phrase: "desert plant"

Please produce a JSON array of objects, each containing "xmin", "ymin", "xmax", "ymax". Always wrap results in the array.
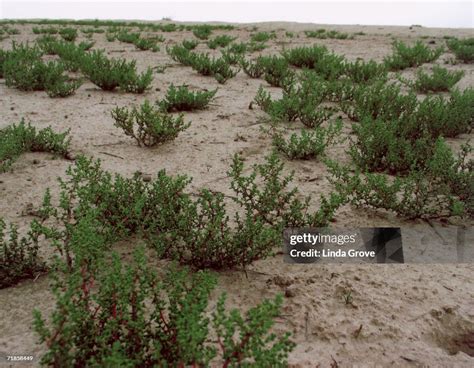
[
  {"xmin": 384, "ymin": 40, "xmax": 444, "ymax": 70},
  {"xmin": 0, "ymin": 219, "xmax": 47, "ymax": 289},
  {"xmin": 343, "ymin": 59, "xmax": 388, "ymax": 84},
  {"xmin": 59, "ymin": 27, "xmax": 78, "ymax": 41},
  {"xmin": 45, "ymin": 77, "xmax": 82, "ymax": 97},
  {"xmin": 0, "ymin": 120, "xmax": 70, "ymax": 173},
  {"xmin": 33, "ymin": 244, "xmax": 294, "ymax": 367},
  {"xmin": 305, "ymin": 29, "xmax": 350, "ymax": 39},
  {"xmin": 207, "ymin": 34, "xmax": 235, "ymax": 49},
  {"xmin": 327, "ymin": 139, "xmax": 473, "ymax": 219},
  {"xmin": 167, "ymin": 44, "xmax": 194, "ymax": 65},
  {"xmin": 181, "ymin": 39, "xmax": 199, "ymax": 50},
  {"xmin": 229, "ymin": 152, "xmax": 343, "ymax": 228},
  {"xmin": 80, "ymin": 50, "xmax": 153, "ymax": 92},
  {"xmin": 250, "ymin": 31, "xmax": 275, "ymax": 43},
  {"xmin": 259, "ymin": 55, "xmax": 295, "ymax": 88},
  {"xmin": 446, "ymin": 37, "xmax": 474, "ymax": 63},
  {"xmin": 111, "ymin": 100, "xmax": 190, "ymax": 147},
  {"xmin": 190, "ymin": 52, "xmax": 239, "ymax": 84},
  {"xmin": 193, "ymin": 24, "xmax": 213, "ymax": 40},
  {"xmin": 158, "ymin": 84, "xmax": 217, "ymax": 112},
  {"xmin": 411, "ymin": 65, "xmax": 464, "ymax": 92},
  {"xmin": 240, "ymin": 56, "xmax": 266, "ymax": 78},
  {"xmin": 32, "ymin": 26, "xmax": 58, "ymax": 34},
  {"xmin": 273, "ymin": 119, "xmax": 343, "ymax": 160}
]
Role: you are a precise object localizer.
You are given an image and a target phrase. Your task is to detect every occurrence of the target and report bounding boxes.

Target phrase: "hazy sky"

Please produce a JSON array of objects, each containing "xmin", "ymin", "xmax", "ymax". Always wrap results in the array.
[{"xmin": 1, "ymin": 1, "xmax": 473, "ymax": 28}]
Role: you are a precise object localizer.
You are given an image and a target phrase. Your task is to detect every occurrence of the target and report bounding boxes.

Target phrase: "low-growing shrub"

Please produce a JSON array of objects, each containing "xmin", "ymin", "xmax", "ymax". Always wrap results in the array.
[
  {"xmin": 343, "ymin": 59, "xmax": 388, "ymax": 84},
  {"xmin": 305, "ymin": 29, "xmax": 350, "ymax": 39},
  {"xmin": 259, "ymin": 55, "xmax": 295, "ymax": 88},
  {"xmin": 193, "ymin": 24, "xmax": 213, "ymax": 40},
  {"xmin": 34, "ymin": 244, "xmax": 294, "ymax": 366},
  {"xmin": 181, "ymin": 38, "xmax": 199, "ymax": 50},
  {"xmin": 1, "ymin": 219, "xmax": 47, "ymax": 289},
  {"xmin": 207, "ymin": 34, "xmax": 235, "ymax": 49},
  {"xmin": 240, "ymin": 56, "xmax": 267, "ymax": 78},
  {"xmin": 81, "ymin": 50, "xmax": 153, "ymax": 93},
  {"xmin": 447, "ymin": 37, "xmax": 474, "ymax": 63},
  {"xmin": 111, "ymin": 100, "xmax": 190, "ymax": 146},
  {"xmin": 250, "ymin": 31, "xmax": 275, "ymax": 43},
  {"xmin": 0, "ymin": 120, "xmax": 70, "ymax": 173},
  {"xmin": 411, "ymin": 65, "xmax": 464, "ymax": 92},
  {"xmin": 167, "ymin": 44, "xmax": 194, "ymax": 65},
  {"xmin": 158, "ymin": 84, "xmax": 217, "ymax": 112},
  {"xmin": 59, "ymin": 27, "xmax": 78, "ymax": 42},
  {"xmin": 327, "ymin": 139, "xmax": 473, "ymax": 219},
  {"xmin": 227, "ymin": 42, "xmax": 248, "ymax": 54},
  {"xmin": 189, "ymin": 52, "xmax": 239, "ymax": 84},
  {"xmin": 384, "ymin": 40, "xmax": 444, "ymax": 70},
  {"xmin": 282, "ymin": 45, "xmax": 346, "ymax": 80},
  {"xmin": 273, "ymin": 119, "xmax": 343, "ymax": 160},
  {"xmin": 32, "ymin": 26, "xmax": 58, "ymax": 35}
]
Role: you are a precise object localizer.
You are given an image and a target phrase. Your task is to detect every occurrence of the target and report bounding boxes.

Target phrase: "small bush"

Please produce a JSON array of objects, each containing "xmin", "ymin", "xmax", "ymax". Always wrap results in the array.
[
  {"xmin": 250, "ymin": 31, "xmax": 275, "ymax": 43},
  {"xmin": 207, "ymin": 34, "xmax": 235, "ymax": 49},
  {"xmin": 59, "ymin": 27, "xmax": 78, "ymax": 41},
  {"xmin": 167, "ymin": 44, "xmax": 194, "ymax": 66},
  {"xmin": 111, "ymin": 100, "xmax": 190, "ymax": 147},
  {"xmin": 305, "ymin": 29, "xmax": 350, "ymax": 39},
  {"xmin": 384, "ymin": 40, "xmax": 444, "ymax": 70},
  {"xmin": 0, "ymin": 120, "xmax": 71, "ymax": 173},
  {"xmin": 158, "ymin": 84, "xmax": 217, "ymax": 112},
  {"xmin": 411, "ymin": 65, "xmax": 464, "ymax": 93},
  {"xmin": 81, "ymin": 50, "xmax": 153, "ymax": 93},
  {"xmin": 189, "ymin": 52, "xmax": 238, "ymax": 84},
  {"xmin": 34, "ymin": 244, "xmax": 294, "ymax": 366},
  {"xmin": 447, "ymin": 37, "xmax": 474, "ymax": 63},
  {"xmin": 32, "ymin": 26, "xmax": 58, "ymax": 35},
  {"xmin": 259, "ymin": 55, "xmax": 295, "ymax": 88},
  {"xmin": 327, "ymin": 139, "xmax": 473, "ymax": 219},
  {"xmin": 181, "ymin": 39, "xmax": 199, "ymax": 50},
  {"xmin": 343, "ymin": 59, "xmax": 388, "ymax": 84},
  {"xmin": 227, "ymin": 42, "xmax": 248, "ymax": 54},
  {"xmin": 282, "ymin": 45, "xmax": 346, "ymax": 80},
  {"xmin": 193, "ymin": 24, "xmax": 213, "ymax": 40},
  {"xmin": 1, "ymin": 219, "xmax": 47, "ymax": 289},
  {"xmin": 241, "ymin": 57, "xmax": 266, "ymax": 78},
  {"xmin": 273, "ymin": 119, "xmax": 343, "ymax": 160}
]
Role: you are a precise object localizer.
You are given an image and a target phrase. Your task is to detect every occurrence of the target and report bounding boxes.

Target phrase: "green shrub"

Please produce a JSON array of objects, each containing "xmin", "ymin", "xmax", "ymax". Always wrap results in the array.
[
  {"xmin": 250, "ymin": 31, "xmax": 275, "ymax": 43},
  {"xmin": 34, "ymin": 244, "xmax": 294, "ymax": 366},
  {"xmin": 0, "ymin": 49, "xmax": 7, "ymax": 78},
  {"xmin": 32, "ymin": 26, "xmax": 58, "ymax": 35},
  {"xmin": 447, "ymin": 37, "xmax": 474, "ymax": 63},
  {"xmin": 327, "ymin": 139, "xmax": 473, "ymax": 219},
  {"xmin": 305, "ymin": 29, "xmax": 350, "ymax": 39},
  {"xmin": 241, "ymin": 57, "xmax": 266, "ymax": 78},
  {"xmin": 36, "ymin": 34, "xmax": 59, "ymax": 54},
  {"xmin": 259, "ymin": 55, "xmax": 295, "ymax": 88},
  {"xmin": 0, "ymin": 120, "xmax": 71, "ymax": 173},
  {"xmin": 282, "ymin": 45, "xmax": 346, "ymax": 80},
  {"xmin": 158, "ymin": 84, "xmax": 217, "ymax": 112},
  {"xmin": 1, "ymin": 219, "xmax": 47, "ymax": 289},
  {"xmin": 53, "ymin": 40, "xmax": 89, "ymax": 72},
  {"xmin": 273, "ymin": 119, "xmax": 343, "ymax": 160},
  {"xmin": 384, "ymin": 40, "xmax": 444, "ymax": 70},
  {"xmin": 411, "ymin": 65, "xmax": 464, "ymax": 92},
  {"xmin": 111, "ymin": 100, "xmax": 190, "ymax": 147},
  {"xmin": 343, "ymin": 59, "xmax": 388, "ymax": 84},
  {"xmin": 181, "ymin": 39, "xmax": 199, "ymax": 50},
  {"xmin": 45, "ymin": 77, "xmax": 82, "ymax": 97},
  {"xmin": 59, "ymin": 27, "xmax": 78, "ymax": 42},
  {"xmin": 227, "ymin": 42, "xmax": 248, "ymax": 54},
  {"xmin": 207, "ymin": 34, "xmax": 235, "ymax": 49},
  {"xmin": 81, "ymin": 50, "xmax": 153, "ymax": 93},
  {"xmin": 81, "ymin": 27, "xmax": 105, "ymax": 34},
  {"xmin": 167, "ymin": 44, "xmax": 194, "ymax": 65},
  {"xmin": 193, "ymin": 24, "xmax": 213, "ymax": 40},
  {"xmin": 189, "ymin": 52, "xmax": 238, "ymax": 84}
]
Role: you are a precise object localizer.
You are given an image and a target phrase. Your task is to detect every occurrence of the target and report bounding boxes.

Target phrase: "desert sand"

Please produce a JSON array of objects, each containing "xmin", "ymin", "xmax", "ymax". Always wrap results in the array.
[{"xmin": 0, "ymin": 21, "xmax": 473, "ymax": 367}]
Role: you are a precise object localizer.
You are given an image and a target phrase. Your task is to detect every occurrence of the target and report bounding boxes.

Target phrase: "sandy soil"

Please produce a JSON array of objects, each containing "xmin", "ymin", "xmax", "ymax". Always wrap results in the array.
[{"xmin": 0, "ymin": 21, "xmax": 473, "ymax": 367}]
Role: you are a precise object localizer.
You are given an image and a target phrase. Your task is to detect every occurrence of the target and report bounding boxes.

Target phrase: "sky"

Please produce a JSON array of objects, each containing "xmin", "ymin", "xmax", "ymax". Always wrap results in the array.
[{"xmin": 1, "ymin": 0, "xmax": 473, "ymax": 28}]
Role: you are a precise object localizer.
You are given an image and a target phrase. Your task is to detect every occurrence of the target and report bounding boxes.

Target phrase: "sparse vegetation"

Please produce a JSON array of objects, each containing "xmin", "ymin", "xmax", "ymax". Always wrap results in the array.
[
  {"xmin": 80, "ymin": 50, "xmax": 153, "ymax": 92},
  {"xmin": 410, "ymin": 65, "xmax": 464, "ymax": 93},
  {"xmin": 305, "ymin": 29, "xmax": 351, "ymax": 39},
  {"xmin": 0, "ymin": 120, "xmax": 70, "ymax": 173},
  {"xmin": 384, "ymin": 40, "xmax": 444, "ymax": 70},
  {"xmin": 447, "ymin": 37, "xmax": 474, "ymax": 63},
  {"xmin": 158, "ymin": 84, "xmax": 217, "ymax": 112},
  {"xmin": 207, "ymin": 34, "xmax": 235, "ymax": 49},
  {"xmin": 111, "ymin": 100, "xmax": 189, "ymax": 147}
]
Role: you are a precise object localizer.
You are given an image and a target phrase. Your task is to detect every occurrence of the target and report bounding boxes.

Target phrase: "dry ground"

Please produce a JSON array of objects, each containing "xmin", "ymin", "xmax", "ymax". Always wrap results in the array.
[{"xmin": 0, "ymin": 21, "xmax": 473, "ymax": 367}]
